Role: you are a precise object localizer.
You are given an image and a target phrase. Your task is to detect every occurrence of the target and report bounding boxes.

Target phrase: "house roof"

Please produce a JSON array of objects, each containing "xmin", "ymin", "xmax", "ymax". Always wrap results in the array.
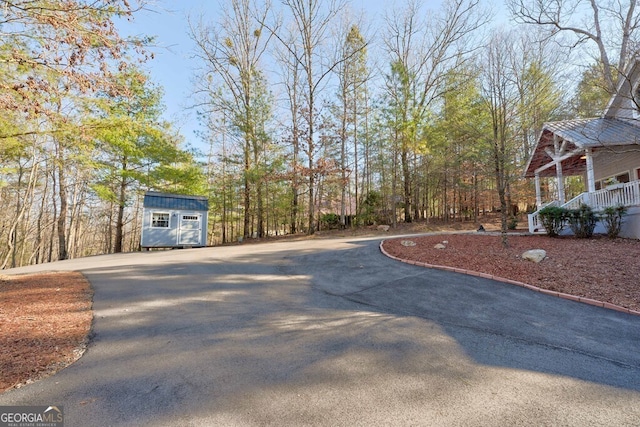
[
  {"xmin": 604, "ymin": 59, "xmax": 640, "ymax": 118},
  {"xmin": 524, "ymin": 118, "xmax": 640, "ymax": 178},
  {"xmin": 525, "ymin": 58, "xmax": 640, "ymax": 179},
  {"xmin": 544, "ymin": 117, "xmax": 640, "ymax": 146}
]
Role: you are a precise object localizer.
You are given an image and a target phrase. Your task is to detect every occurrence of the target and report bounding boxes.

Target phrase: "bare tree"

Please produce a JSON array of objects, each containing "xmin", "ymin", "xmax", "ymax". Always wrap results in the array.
[
  {"xmin": 273, "ymin": 23, "xmax": 304, "ymax": 234},
  {"xmin": 481, "ymin": 32, "xmax": 514, "ymax": 246},
  {"xmin": 507, "ymin": 0, "xmax": 640, "ymax": 93},
  {"xmin": 190, "ymin": 0, "xmax": 274, "ymax": 239},
  {"xmin": 479, "ymin": 30, "xmax": 561, "ymax": 245},
  {"xmin": 332, "ymin": 18, "xmax": 369, "ymax": 228},
  {"xmin": 268, "ymin": 0, "xmax": 357, "ymax": 234},
  {"xmin": 381, "ymin": 0, "xmax": 489, "ymax": 223}
]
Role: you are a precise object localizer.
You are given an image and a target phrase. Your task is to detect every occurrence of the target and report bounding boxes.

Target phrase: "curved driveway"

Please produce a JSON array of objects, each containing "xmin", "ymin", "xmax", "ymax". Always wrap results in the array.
[{"xmin": 2, "ymin": 236, "xmax": 640, "ymax": 426}]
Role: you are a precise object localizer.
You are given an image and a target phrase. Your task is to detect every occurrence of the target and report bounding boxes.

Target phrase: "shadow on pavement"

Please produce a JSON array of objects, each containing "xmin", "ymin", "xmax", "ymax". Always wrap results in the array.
[{"xmin": 1, "ymin": 238, "xmax": 639, "ymax": 426}]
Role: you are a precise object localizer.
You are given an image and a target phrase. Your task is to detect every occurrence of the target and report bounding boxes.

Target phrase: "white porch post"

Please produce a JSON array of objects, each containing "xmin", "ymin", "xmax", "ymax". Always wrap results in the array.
[
  {"xmin": 585, "ymin": 148, "xmax": 596, "ymax": 193},
  {"xmin": 535, "ymin": 174, "xmax": 542, "ymax": 209},
  {"xmin": 556, "ymin": 161, "xmax": 565, "ymax": 204}
]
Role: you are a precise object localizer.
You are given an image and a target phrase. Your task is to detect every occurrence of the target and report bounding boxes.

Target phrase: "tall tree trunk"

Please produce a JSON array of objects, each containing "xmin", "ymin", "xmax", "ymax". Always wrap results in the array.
[
  {"xmin": 392, "ymin": 126, "xmax": 399, "ymax": 228},
  {"xmin": 492, "ymin": 121, "xmax": 509, "ymax": 248},
  {"xmin": 106, "ymin": 202, "xmax": 113, "ymax": 253},
  {"xmin": 340, "ymin": 88, "xmax": 348, "ymax": 228},
  {"xmin": 243, "ymin": 138, "xmax": 251, "ymax": 239},
  {"xmin": 307, "ymin": 88, "xmax": 316, "ymax": 234},
  {"xmin": 55, "ymin": 142, "xmax": 69, "ymax": 261},
  {"xmin": 353, "ymin": 91, "xmax": 359, "ymax": 224},
  {"xmin": 291, "ymin": 127, "xmax": 299, "ymax": 234},
  {"xmin": 48, "ymin": 167, "xmax": 57, "ymax": 263},
  {"xmin": 402, "ymin": 146, "xmax": 412, "ymax": 223},
  {"xmin": 114, "ymin": 158, "xmax": 128, "ymax": 253},
  {"xmin": 362, "ymin": 87, "xmax": 371, "ymax": 200},
  {"xmin": 221, "ymin": 130, "xmax": 228, "ymax": 243},
  {"xmin": 8, "ymin": 164, "xmax": 25, "ymax": 268},
  {"xmin": 34, "ymin": 165, "xmax": 49, "ymax": 264},
  {"xmin": 1, "ymin": 161, "xmax": 36, "ymax": 269},
  {"xmin": 255, "ymin": 152, "xmax": 264, "ymax": 239}
]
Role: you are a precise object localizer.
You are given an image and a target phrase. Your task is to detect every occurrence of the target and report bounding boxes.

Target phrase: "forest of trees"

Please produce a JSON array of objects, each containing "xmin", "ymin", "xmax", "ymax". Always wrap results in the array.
[{"xmin": 1, "ymin": 0, "xmax": 635, "ymax": 268}]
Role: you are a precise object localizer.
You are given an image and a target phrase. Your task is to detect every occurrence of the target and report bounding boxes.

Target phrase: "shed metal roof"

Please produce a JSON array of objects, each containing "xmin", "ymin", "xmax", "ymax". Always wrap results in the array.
[{"xmin": 143, "ymin": 191, "xmax": 209, "ymax": 211}]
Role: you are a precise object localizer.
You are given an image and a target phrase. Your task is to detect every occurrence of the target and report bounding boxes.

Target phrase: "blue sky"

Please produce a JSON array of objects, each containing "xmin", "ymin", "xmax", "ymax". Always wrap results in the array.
[
  {"xmin": 117, "ymin": 2, "xmax": 209, "ymax": 150},
  {"xmin": 116, "ymin": 0, "xmax": 504, "ymax": 152}
]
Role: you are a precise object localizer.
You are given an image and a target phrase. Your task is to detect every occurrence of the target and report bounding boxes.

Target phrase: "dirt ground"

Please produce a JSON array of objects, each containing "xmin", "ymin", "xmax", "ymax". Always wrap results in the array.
[{"xmin": 1, "ymin": 220, "xmax": 639, "ymax": 393}]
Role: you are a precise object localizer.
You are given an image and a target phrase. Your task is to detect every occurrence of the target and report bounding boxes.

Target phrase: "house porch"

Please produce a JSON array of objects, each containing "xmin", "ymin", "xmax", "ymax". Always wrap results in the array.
[{"xmin": 527, "ymin": 180, "xmax": 640, "ymax": 239}]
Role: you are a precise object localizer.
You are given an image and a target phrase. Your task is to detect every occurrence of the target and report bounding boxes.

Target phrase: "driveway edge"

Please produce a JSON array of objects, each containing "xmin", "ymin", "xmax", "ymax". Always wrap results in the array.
[{"xmin": 379, "ymin": 240, "xmax": 640, "ymax": 317}]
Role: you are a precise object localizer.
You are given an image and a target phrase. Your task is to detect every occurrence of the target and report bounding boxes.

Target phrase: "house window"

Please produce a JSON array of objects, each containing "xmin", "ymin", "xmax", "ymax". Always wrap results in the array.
[
  {"xmin": 598, "ymin": 171, "xmax": 631, "ymax": 189},
  {"xmin": 636, "ymin": 167, "xmax": 640, "ymax": 180},
  {"xmin": 151, "ymin": 212, "xmax": 170, "ymax": 228},
  {"xmin": 616, "ymin": 172, "xmax": 630, "ymax": 183}
]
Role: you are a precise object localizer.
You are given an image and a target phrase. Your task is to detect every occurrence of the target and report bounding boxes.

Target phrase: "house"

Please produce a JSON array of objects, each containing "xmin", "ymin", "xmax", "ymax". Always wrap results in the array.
[
  {"xmin": 525, "ymin": 60, "xmax": 640, "ymax": 239},
  {"xmin": 141, "ymin": 191, "xmax": 209, "ymax": 249}
]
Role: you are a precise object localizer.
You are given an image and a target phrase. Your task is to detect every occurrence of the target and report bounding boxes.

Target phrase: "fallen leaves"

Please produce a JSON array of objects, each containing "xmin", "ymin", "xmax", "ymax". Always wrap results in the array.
[{"xmin": 0, "ymin": 272, "xmax": 92, "ymax": 392}]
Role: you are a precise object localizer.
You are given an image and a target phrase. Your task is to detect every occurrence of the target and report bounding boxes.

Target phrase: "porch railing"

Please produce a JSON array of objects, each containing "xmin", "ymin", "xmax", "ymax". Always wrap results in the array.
[
  {"xmin": 589, "ymin": 180, "xmax": 640, "ymax": 210},
  {"xmin": 561, "ymin": 193, "xmax": 588, "ymax": 210},
  {"xmin": 527, "ymin": 180, "xmax": 640, "ymax": 233}
]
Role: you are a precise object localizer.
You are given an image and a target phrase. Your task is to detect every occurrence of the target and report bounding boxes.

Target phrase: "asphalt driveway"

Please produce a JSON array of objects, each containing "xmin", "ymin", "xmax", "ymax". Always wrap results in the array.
[{"xmin": 1, "ymin": 236, "xmax": 640, "ymax": 426}]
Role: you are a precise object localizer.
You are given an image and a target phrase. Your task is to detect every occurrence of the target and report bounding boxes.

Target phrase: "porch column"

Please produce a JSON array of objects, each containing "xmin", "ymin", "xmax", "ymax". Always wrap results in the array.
[
  {"xmin": 556, "ymin": 161, "xmax": 565, "ymax": 204},
  {"xmin": 585, "ymin": 148, "xmax": 596, "ymax": 193},
  {"xmin": 535, "ymin": 173, "xmax": 542, "ymax": 209}
]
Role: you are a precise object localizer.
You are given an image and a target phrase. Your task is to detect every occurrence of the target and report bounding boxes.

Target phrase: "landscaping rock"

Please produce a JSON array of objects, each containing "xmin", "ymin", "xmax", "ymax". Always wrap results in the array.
[
  {"xmin": 401, "ymin": 240, "xmax": 416, "ymax": 247},
  {"xmin": 434, "ymin": 243, "xmax": 446, "ymax": 249},
  {"xmin": 522, "ymin": 249, "xmax": 546, "ymax": 263}
]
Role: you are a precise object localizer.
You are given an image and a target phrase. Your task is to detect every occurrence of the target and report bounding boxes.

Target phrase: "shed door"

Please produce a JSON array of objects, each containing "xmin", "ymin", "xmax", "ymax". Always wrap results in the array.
[{"xmin": 178, "ymin": 214, "xmax": 202, "ymax": 246}]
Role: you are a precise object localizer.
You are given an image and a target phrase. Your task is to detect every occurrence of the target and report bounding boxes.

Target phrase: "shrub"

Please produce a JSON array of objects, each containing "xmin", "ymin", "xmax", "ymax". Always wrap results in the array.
[
  {"xmin": 507, "ymin": 216, "xmax": 518, "ymax": 230},
  {"xmin": 601, "ymin": 205, "xmax": 627, "ymax": 239},
  {"xmin": 538, "ymin": 206, "xmax": 568, "ymax": 237},
  {"xmin": 320, "ymin": 213, "xmax": 340, "ymax": 229},
  {"xmin": 567, "ymin": 204, "xmax": 597, "ymax": 238},
  {"xmin": 357, "ymin": 191, "xmax": 383, "ymax": 226}
]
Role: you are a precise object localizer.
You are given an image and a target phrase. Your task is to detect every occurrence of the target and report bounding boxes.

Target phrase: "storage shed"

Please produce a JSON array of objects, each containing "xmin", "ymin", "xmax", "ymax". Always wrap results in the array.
[{"xmin": 141, "ymin": 191, "xmax": 209, "ymax": 249}]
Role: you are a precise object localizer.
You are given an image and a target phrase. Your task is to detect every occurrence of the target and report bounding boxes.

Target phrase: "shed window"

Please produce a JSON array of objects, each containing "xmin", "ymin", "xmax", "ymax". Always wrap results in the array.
[
  {"xmin": 152, "ymin": 212, "xmax": 170, "ymax": 228},
  {"xmin": 182, "ymin": 215, "xmax": 198, "ymax": 221}
]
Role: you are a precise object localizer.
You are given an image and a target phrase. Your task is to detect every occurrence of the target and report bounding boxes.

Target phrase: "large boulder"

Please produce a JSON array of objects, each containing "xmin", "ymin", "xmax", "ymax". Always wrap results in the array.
[
  {"xmin": 377, "ymin": 225, "xmax": 390, "ymax": 232},
  {"xmin": 522, "ymin": 249, "xmax": 546, "ymax": 263}
]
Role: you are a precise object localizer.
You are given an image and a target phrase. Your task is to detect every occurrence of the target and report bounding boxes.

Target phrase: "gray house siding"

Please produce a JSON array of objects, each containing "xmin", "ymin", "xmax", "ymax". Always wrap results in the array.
[{"xmin": 592, "ymin": 150, "xmax": 640, "ymax": 184}]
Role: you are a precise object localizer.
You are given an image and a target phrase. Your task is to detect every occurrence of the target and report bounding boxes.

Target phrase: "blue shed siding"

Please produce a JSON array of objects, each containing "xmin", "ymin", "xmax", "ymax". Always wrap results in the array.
[
  {"xmin": 141, "ymin": 210, "xmax": 179, "ymax": 247},
  {"xmin": 141, "ymin": 192, "xmax": 209, "ymax": 248}
]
